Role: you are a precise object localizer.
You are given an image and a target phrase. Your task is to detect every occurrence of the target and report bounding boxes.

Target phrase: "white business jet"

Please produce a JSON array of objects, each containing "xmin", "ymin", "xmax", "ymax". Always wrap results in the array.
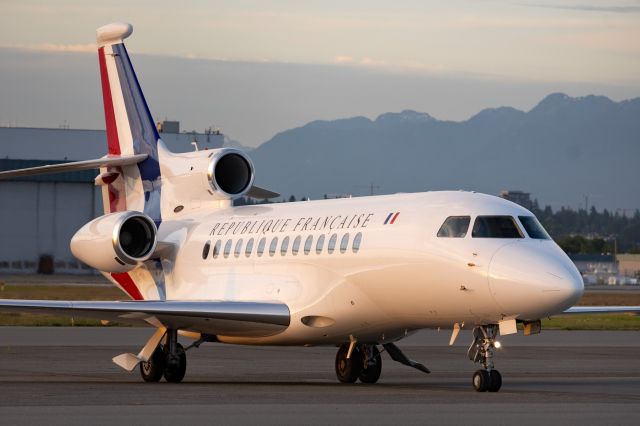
[{"xmin": 1, "ymin": 23, "xmax": 637, "ymax": 392}]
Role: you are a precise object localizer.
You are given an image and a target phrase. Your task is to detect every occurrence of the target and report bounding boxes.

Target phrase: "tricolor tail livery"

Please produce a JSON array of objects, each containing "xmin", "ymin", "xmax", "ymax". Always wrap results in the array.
[{"xmin": 97, "ymin": 22, "xmax": 162, "ymax": 225}]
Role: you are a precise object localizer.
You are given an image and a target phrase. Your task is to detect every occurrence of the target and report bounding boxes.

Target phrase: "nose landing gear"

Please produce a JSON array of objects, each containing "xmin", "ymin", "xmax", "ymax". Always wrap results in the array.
[{"xmin": 467, "ymin": 325, "xmax": 502, "ymax": 392}]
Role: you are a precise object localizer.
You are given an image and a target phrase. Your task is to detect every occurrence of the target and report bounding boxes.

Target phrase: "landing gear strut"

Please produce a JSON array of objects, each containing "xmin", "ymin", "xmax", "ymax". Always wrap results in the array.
[
  {"xmin": 467, "ymin": 325, "xmax": 502, "ymax": 392},
  {"xmin": 139, "ymin": 328, "xmax": 187, "ymax": 383},
  {"xmin": 335, "ymin": 343, "xmax": 382, "ymax": 384}
]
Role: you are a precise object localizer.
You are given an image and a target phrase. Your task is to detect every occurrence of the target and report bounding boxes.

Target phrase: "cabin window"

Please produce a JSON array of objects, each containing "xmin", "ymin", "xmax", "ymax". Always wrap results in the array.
[
  {"xmin": 212, "ymin": 240, "xmax": 221, "ymax": 259},
  {"xmin": 472, "ymin": 216, "xmax": 523, "ymax": 238},
  {"xmin": 202, "ymin": 240, "xmax": 211, "ymax": 259},
  {"xmin": 328, "ymin": 234, "xmax": 337, "ymax": 254},
  {"xmin": 437, "ymin": 216, "xmax": 470, "ymax": 238},
  {"xmin": 304, "ymin": 236, "xmax": 313, "ymax": 255},
  {"xmin": 245, "ymin": 238, "xmax": 254, "ymax": 257},
  {"xmin": 340, "ymin": 234, "xmax": 350, "ymax": 253},
  {"xmin": 281, "ymin": 236, "xmax": 290, "ymax": 256},
  {"xmin": 352, "ymin": 232, "xmax": 363, "ymax": 253},
  {"xmin": 292, "ymin": 236, "xmax": 302, "ymax": 255},
  {"xmin": 316, "ymin": 234, "xmax": 325, "ymax": 254},
  {"xmin": 223, "ymin": 239, "xmax": 233, "ymax": 258},
  {"xmin": 234, "ymin": 239, "xmax": 243, "ymax": 258},
  {"xmin": 269, "ymin": 237, "xmax": 278, "ymax": 256},
  {"xmin": 518, "ymin": 216, "xmax": 551, "ymax": 240},
  {"xmin": 257, "ymin": 237, "xmax": 266, "ymax": 257}
]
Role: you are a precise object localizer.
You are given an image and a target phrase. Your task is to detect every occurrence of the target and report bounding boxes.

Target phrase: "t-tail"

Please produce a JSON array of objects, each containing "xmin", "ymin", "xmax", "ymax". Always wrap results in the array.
[
  {"xmin": 96, "ymin": 23, "xmax": 163, "ymax": 224},
  {"xmin": 0, "ymin": 22, "xmax": 278, "ymax": 300}
]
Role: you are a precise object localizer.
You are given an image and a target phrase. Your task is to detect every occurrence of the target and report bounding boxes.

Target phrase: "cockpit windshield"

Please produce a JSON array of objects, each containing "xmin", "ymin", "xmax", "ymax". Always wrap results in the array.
[
  {"xmin": 472, "ymin": 216, "xmax": 523, "ymax": 238},
  {"xmin": 518, "ymin": 216, "xmax": 551, "ymax": 240},
  {"xmin": 437, "ymin": 216, "xmax": 470, "ymax": 238}
]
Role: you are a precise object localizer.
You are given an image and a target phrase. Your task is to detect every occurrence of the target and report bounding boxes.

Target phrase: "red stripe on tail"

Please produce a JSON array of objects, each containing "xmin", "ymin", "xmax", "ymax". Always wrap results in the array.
[
  {"xmin": 98, "ymin": 47, "xmax": 121, "ymax": 155},
  {"xmin": 111, "ymin": 272, "xmax": 144, "ymax": 300}
]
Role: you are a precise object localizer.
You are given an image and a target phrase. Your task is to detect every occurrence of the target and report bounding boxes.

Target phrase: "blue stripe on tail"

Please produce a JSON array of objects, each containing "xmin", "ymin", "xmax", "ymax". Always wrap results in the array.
[{"xmin": 112, "ymin": 43, "xmax": 162, "ymax": 226}]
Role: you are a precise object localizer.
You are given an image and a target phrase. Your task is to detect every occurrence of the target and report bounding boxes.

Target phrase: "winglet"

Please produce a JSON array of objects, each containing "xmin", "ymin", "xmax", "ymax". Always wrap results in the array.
[{"xmin": 96, "ymin": 22, "xmax": 133, "ymax": 47}]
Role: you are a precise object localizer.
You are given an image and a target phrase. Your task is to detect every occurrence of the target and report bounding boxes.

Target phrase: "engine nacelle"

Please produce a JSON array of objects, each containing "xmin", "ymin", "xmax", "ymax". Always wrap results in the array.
[
  {"xmin": 70, "ymin": 211, "xmax": 157, "ymax": 273},
  {"xmin": 207, "ymin": 149, "xmax": 255, "ymax": 199}
]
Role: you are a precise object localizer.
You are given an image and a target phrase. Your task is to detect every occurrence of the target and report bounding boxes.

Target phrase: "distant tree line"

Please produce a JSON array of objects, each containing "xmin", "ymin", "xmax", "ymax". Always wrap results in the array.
[
  {"xmin": 530, "ymin": 202, "xmax": 640, "ymax": 254},
  {"xmin": 235, "ymin": 196, "xmax": 640, "ymax": 254}
]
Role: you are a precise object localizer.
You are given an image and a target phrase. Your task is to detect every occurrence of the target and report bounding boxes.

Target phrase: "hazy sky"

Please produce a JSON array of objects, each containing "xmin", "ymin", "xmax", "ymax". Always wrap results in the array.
[{"xmin": 1, "ymin": 0, "xmax": 639, "ymax": 146}]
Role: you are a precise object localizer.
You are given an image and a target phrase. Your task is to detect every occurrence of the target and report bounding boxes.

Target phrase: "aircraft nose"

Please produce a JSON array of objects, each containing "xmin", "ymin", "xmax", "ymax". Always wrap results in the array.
[{"xmin": 488, "ymin": 242, "xmax": 583, "ymax": 318}]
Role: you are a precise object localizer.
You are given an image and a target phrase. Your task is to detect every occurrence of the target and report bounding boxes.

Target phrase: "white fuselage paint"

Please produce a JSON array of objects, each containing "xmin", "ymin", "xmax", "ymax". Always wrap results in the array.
[{"xmin": 146, "ymin": 190, "xmax": 583, "ymax": 346}]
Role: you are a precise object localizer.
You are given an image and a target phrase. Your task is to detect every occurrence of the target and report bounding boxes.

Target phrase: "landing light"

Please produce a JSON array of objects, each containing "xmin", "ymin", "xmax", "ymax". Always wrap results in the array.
[{"xmin": 494, "ymin": 341, "xmax": 502, "ymax": 349}]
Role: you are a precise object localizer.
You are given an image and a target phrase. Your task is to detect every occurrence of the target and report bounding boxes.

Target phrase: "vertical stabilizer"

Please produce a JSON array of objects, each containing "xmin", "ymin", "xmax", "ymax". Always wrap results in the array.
[{"xmin": 96, "ymin": 23, "xmax": 163, "ymax": 225}]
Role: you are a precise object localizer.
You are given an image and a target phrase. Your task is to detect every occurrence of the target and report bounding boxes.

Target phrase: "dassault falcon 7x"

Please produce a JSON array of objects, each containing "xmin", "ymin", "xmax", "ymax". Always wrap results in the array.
[{"xmin": 1, "ymin": 23, "xmax": 638, "ymax": 392}]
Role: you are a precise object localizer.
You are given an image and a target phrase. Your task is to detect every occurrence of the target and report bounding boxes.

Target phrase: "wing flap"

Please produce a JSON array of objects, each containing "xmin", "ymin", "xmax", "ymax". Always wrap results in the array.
[
  {"xmin": 0, "ymin": 299, "xmax": 290, "ymax": 337},
  {"xmin": 0, "ymin": 154, "xmax": 148, "ymax": 180},
  {"xmin": 562, "ymin": 306, "xmax": 640, "ymax": 315}
]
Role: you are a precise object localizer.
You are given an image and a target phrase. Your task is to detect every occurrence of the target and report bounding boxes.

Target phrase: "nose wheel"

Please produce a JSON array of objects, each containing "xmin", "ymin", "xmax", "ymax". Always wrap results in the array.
[{"xmin": 468, "ymin": 325, "xmax": 502, "ymax": 392}]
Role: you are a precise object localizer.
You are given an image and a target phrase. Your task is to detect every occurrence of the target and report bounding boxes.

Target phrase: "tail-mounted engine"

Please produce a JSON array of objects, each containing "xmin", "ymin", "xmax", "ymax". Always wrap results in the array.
[
  {"xmin": 206, "ymin": 149, "xmax": 255, "ymax": 199},
  {"xmin": 70, "ymin": 211, "xmax": 157, "ymax": 273}
]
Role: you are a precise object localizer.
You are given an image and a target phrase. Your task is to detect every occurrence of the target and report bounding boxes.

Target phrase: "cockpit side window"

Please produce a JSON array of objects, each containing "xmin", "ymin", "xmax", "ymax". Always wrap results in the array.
[
  {"xmin": 472, "ymin": 216, "xmax": 523, "ymax": 238},
  {"xmin": 437, "ymin": 216, "xmax": 471, "ymax": 238},
  {"xmin": 518, "ymin": 216, "xmax": 551, "ymax": 240}
]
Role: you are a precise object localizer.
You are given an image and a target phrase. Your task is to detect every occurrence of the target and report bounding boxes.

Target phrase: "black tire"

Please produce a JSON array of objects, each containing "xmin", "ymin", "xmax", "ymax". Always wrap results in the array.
[
  {"xmin": 140, "ymin": 345, "xmax": 165, "ymax": 382},
  {"xmin": 359, "ymin": 346, "xmax": 382, "ymax": 384},
  {"xmin": 163, "ymin": 343, "xmax": 187, "ymax": 383},
  {"xmin": 472, "ymin": 369, "xmax": 490, "ymax": 392},
  {"xmin": 335, "ymin": 343, "xmax": 363, "ymax": 383},
  {"xmin": 488, "ymin": 370, "xmax": 502, "ymax": 392}
]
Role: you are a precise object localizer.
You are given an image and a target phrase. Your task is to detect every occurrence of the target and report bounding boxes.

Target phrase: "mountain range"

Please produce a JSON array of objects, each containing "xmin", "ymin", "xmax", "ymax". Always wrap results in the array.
[{"xmin": 248, "ymin": 93, "xmax": 640, "ymax": 210}]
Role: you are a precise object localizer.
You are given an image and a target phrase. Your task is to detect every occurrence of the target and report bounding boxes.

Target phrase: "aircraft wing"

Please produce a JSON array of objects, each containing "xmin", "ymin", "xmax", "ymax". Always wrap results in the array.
[
  {"xmin": 0, "ymin": 154, "xmax": 280, "ymax": 198},
  {"xmin": 562, "ymin": 306, "xmax": 640, "ymax": 315},
  {"xmin": 0, "ymin": 299, "xmax": 290, "ymax": 337},
  {"xmin": 0, "ymin": 154, "xmax": 149, "ymax": 180}
]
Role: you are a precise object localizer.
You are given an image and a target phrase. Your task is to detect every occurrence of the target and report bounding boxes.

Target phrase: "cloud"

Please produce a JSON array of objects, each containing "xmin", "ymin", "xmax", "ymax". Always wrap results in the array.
[
  {"xmin": 331, "ymin": 55, "xmax": 447, "ymax": 75},
  {"xmin": 0, "ymin": 43, "xmax": 96, "ymax": 53},
  {"xmin": 333, "ymin": 56, "xmax": 355, "ymax": 64},
  {"xmin": 519, "ymin": 2, "xmax": 640, "ymax": 14}
]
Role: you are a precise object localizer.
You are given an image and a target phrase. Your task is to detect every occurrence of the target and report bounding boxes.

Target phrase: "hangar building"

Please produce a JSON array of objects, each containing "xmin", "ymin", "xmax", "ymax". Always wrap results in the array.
[{"xmin": 0, "ymin": 124, "xmax": 224, "ymax": 274}]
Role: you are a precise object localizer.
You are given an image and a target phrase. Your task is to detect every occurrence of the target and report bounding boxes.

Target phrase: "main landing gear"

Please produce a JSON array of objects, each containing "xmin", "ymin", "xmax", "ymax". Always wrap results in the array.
[
  {"xmin": 335, "ymin": 343, "xmax": 382, "ymax": 383},
  {"xmin": 467, "ymin": 325, "xmax": 502, "ymax": 392},
  {"xmin": 334, "ymin": 341, "xmax": 429, "ymax": 384},
  {"xmin": 140, "ymin": 328, "xmax": 187, "ymax": 383}
]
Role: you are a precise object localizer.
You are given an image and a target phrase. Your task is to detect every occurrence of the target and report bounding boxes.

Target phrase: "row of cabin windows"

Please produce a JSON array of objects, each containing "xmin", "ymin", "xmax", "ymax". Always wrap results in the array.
[
  {"xmin": 202, "ymin": 232, "xmax": 363, "ymax": 260},
  {"xmin": 437, "ymin": 215, "xmax": 550, "ymax": 240}
]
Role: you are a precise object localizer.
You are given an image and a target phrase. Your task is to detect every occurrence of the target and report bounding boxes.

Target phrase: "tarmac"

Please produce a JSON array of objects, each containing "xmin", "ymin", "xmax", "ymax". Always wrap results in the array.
[{"xmin": 0, "ymin": 328, "xmax": 639, "ymax": 425}]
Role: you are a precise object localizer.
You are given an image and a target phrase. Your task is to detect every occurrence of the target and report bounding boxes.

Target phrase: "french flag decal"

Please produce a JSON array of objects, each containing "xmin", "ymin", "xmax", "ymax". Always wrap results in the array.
[{"xmin": 384, "ymin": 212, "xmax": 400, "ymax": 225}]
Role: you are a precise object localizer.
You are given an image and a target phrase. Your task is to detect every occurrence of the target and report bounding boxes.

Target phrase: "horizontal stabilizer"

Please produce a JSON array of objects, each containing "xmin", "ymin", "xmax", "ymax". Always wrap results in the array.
[
  {"xmin": 247, "ymin": 185, "xmax": 280, "ymax": 199},
  {"xmin": 0, "ymin": 154, "xmax": 148, "ymax": 180},
  {"xmin": 562, "ymin": 306, "xmax": 640, "ymax": 315},
  {"xmin": 0, "ymin": 299, "xmax": 290, "ymax": 338}
]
